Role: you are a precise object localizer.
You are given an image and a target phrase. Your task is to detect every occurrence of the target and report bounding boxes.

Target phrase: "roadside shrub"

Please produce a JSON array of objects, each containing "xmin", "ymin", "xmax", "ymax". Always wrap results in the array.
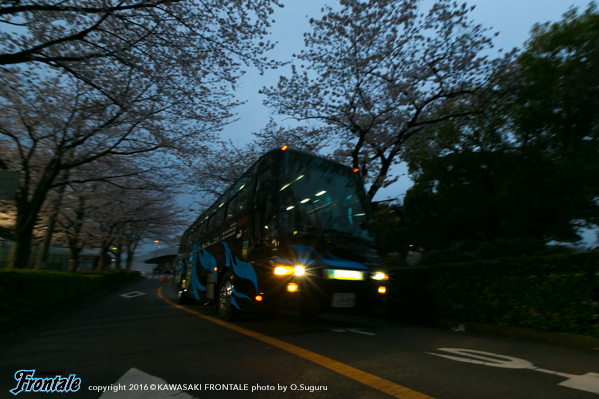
[
  {"xmin": 473, "ymin": 238, "xmax": 548, "ymax": 259},
  {"xmin": 419, "ymin": 249, "xmax": 476, "ymax": 265},
  {"xmin": 0, "ymin": 269, "xmax": 141, "ymax": 318},
  {"xmin": 387, "ymin": 251, "xmax": 599, "ymax": 337}
]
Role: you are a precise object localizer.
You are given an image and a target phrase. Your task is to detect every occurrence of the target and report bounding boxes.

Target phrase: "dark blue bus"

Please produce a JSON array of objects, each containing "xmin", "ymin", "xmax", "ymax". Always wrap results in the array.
[{"xmin": 174, "ymin": 147, "xmax": 388, "ymax": 320}]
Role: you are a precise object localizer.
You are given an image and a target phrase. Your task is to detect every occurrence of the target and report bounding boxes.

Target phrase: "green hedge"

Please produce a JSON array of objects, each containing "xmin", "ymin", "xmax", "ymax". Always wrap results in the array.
[
  {"xmin": 388, "ymin": 252, "xmax": 599, "ymax": 337},
  {"xmin": 0, "ymin": 269, "xmax": 141, "ymax": 318}
]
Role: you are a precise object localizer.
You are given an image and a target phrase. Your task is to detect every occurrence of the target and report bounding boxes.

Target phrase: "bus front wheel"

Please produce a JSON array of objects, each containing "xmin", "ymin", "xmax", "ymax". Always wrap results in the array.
[{"xmin": 217, "ymin": 270, "xmax": 240, "ymax": 321}]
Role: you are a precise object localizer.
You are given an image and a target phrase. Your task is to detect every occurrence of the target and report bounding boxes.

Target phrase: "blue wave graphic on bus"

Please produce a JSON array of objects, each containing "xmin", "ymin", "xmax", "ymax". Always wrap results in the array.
[
  {"xmin": 198, "ymin": 248, "xmax": 217, "ymax": 272},
  {"xmin": 223, "ymin": 242, "xmax": 259, "ymax": 310},
  {"xmin": 231, "ymin": 288, "xmax": 253, "ymax": 309},
  {"xmin": 222, "ymin": 242, "xmax": 259, "ymax": 292},
  {"xmin": 188, "ymin": 242, "xmax": 258, "ymax": 308},
  {"xmin": 190, "ymin": 244, "xmax": 207, "ymax": 299},
  {"xmin": 290, "ymin": 245, "xmax": 367, "ymax": 269},
  {"xmin": 190, "ymin": 265, "xmax": 205, "ymax": 299}
]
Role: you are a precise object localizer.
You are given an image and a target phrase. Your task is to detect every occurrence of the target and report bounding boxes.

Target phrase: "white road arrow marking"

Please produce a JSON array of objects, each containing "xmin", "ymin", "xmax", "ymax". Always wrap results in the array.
[
  {"xmin": 427, "ymin": 348, "xmax": 538, "ymax": 369},
  {"xmin": 428, "ymin": 348, "xmax": 599, "ymax": 395},
  {"xmin": 559, "ymin": 373, "xmax": 599, "ymax": 394}
]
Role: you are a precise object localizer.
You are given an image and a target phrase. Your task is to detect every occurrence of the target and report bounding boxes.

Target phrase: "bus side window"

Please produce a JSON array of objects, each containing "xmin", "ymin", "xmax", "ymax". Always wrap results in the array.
[
  {"xmin": 236, "ymin": 177, "xmax": 251, "ymax": 215},
  {"xmin": 214, "ymin": 203, "xmax": 226, "ymax": 229},
  {"xmin": 197, "ymin": 221, "xmax": 205, "ymax": 246},
  {"xmin": 205, "ymin": 206, "xmax": 217, "ymax": 237},
  {"xmin": 254, "ymin": 168, "xmax": 274, "ymax": 242},
  {"xmin": 225, "ymin": 195, "xmax": 237, "ymax": 224}
]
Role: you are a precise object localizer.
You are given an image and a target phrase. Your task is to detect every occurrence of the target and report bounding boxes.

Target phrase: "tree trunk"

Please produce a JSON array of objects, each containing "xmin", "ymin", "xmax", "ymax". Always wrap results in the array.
[
  {"xmin": 9, "ymin": 161, "xmax": 61, "ymax": 268},
  {"xmin": 68, "ymin": 246, "xmax": 81, "ymax": 273},
  {"xmin": 35, "ymin": 211, "xmax": 57, "ymax": 269},
  {"xmin": 125, "ymin": 239, "xmax": 138, "ymax": 271},
  {"xmin": 95, "ymin": 243, "xmax": 110, "ymax": 271},
  {"xmin": 9, "ymin": 201, "xmax": 38, "ymax": 269},
  {"xmin": 9, "ymin": 229, "xmax": 34, "ymax": 269},
  {"xmin": 35, "ymin": 180, "xmax": 67, "ymax": 269},
  {"xmin": 114, "ymin": 247, "xmax": 122, "ymax": 270}
]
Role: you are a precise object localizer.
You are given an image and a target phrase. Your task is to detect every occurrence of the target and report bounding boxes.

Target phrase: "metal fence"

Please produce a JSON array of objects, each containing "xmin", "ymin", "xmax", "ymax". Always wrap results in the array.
[{"xmin": 0, "ymin": 240, "xmax": 90, "ymax": 270}]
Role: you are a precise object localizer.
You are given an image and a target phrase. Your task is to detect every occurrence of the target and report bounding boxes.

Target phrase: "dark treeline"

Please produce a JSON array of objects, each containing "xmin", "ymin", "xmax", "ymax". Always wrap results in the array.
[{"xmin": 395, "ymin": 3, "xmax": 599, "ymax": 255}]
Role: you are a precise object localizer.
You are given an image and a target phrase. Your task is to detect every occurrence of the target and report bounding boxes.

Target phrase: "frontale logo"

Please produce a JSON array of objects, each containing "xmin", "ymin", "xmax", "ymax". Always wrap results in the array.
[{"xmin": 10, "ymin": 369, "xmax": 81, "ymax": 396}]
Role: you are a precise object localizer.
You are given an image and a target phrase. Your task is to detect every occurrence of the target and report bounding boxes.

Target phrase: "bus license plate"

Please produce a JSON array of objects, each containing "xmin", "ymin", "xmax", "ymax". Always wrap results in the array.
[{"xmin": 331, "ymin": 293, "xmax": 356, "ymax": 308}]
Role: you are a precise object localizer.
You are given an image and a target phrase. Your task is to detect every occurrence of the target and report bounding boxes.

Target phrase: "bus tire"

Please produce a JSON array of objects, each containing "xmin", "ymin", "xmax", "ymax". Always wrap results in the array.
[{"xmin": 217, "ymin": 270, "xmax": 240, "ymax": 321}]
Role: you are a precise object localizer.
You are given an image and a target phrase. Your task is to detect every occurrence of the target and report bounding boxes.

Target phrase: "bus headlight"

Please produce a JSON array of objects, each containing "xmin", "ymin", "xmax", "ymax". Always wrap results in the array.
[
  {"xmin": 371, "ymin": 272, "xmax": 389, "ymax": 280},
  {"xmin": 274, "ymin": 266, "xmax": 294, "ymax": 276},
  {"xmin": 274, "ymin": 265, "xmax": 306, "ymax": 276}
]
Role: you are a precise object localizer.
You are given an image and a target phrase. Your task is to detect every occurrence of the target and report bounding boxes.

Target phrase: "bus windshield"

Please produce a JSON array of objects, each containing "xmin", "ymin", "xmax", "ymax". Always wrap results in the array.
[{"xmin": 278, "ymin": 152, "xmax": 375, "ymax": 241}]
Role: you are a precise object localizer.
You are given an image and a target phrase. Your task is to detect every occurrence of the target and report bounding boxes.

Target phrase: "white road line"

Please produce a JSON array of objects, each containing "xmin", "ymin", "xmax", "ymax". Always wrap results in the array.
[
  {"xmin": 346, "ymin": 328, "xmax": 377, "ymax": 336},
  {"xmin": 318, "ymin": 326, "xmax": 377, "ymax": 335},
  {"xmin": 119, "ymin": 292, "xmax": 146, "ymax": 299}
]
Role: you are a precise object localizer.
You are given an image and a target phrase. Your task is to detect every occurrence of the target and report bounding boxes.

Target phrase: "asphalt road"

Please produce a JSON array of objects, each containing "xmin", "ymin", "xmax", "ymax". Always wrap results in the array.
[{"xmin": 1, "ymin": 277, "xmax": 598, "ymax": 399}]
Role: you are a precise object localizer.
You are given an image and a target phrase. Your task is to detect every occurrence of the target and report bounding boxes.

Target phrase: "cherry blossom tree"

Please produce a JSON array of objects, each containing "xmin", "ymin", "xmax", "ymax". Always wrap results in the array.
[
  {"xmin": 55, "ymin": 162, "xmax": 184, "ymax": 271},
  {"xmin": 0, "ymin": 1, "xmax": 280, "ymax": 82},
  {"xmin": 84, "ymin": 183, "xmax": 183, "ymax": 271},
  {"xmin": 1, "ymin": 72, "xmax": 184, "ymax": 268},
  {"xmin": 252, "ymin": 119, "xmax": 334, "ymax": 155},
  {"xmin": 1, "ymin": 0, "xmax": 281, "ymax": 268},
  {"xmin": 187, "ymin": 120, "xmax": 336, "ymax": 207},
  {"xmin": 261, "ymin": 0, "xmax": 504, "ymax": 199}
]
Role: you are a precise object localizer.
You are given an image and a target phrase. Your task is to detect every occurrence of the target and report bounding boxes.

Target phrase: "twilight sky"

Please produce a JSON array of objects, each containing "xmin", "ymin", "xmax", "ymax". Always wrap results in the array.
[{"xmin": 219, "ymin": 0, "xmax": 593, "ymax": 203}]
